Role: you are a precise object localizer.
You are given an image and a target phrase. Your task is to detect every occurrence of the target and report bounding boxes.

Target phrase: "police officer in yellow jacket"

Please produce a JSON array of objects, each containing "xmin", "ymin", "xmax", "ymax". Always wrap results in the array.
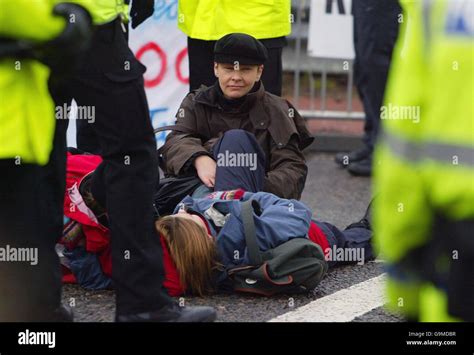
[
  {"xmin": 0, "ymin": 0, "xmax": 92, "ymax": 321},
  {"xmin": 178, "ymin": 0, "xmax": 291, "ymax": 95},
  {"xmin": 48, "ymin": 0, "xmax": 217, "ymax": 321},
  {"xmin": 374, "ymin": 0, "xmax": 474, "ymax": 322}
]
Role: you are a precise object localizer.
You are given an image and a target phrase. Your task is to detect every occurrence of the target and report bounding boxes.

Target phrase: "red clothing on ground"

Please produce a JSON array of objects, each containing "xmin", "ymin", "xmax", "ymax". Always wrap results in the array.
[{"xmin": 62, "ymin": 153, "xmax": 110, "ymax": 283}]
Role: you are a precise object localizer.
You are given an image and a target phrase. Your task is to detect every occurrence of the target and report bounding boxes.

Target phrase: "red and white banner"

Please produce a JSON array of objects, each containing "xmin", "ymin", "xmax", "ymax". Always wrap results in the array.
[{"xmin": 129, "ymin": 0, "xmax": 188, "ymax": 148}]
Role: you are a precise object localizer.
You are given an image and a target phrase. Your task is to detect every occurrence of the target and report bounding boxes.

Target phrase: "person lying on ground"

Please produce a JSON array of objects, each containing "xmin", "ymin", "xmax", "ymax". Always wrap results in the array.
[
  {"xmin": 156, "ymin": 190, "xmax": 375, "ymax": 296},
  {"xmin": 59, "ymin": 148, "xmax": 374, "ymax": 296}
]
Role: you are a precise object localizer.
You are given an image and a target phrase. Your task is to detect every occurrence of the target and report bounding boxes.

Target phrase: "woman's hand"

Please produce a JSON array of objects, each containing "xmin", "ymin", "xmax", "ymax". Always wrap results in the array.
[{"xmin": 194, "ymin": 155, "xmax": 216, "ymax": 188}]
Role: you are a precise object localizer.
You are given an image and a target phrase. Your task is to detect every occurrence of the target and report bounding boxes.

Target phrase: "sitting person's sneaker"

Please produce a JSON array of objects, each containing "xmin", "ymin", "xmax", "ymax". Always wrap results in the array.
[
  {"xmin": 335, "ymin": 147, "xmax": 371, "ymax": 167},
  {"xmin": 116, "ymin": 302, "xmax": 217, "ymax": 322}
]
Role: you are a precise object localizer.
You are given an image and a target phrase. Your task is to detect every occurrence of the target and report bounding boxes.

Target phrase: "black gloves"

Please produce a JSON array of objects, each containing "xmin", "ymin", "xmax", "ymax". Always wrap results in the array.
[
  {"xmin": 129, "ymin": 0, "xmax": 155, "ymax": 29},
  {"xmin": 51, "ymin": 3, "xmax": 92, "ymax": 53},
  {"xmin": 0, "ymin": 3, "xmax": 92, "ymax": 63},
  {"xmin": 36, "ymin": 3, "xmax": 93, "ymax": 72}
]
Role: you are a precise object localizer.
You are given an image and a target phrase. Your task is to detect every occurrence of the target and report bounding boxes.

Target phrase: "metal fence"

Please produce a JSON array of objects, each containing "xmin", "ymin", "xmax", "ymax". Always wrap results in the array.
[{"xmin": 286, "ymin": 0, "xmax": 364, "ymax": 121}]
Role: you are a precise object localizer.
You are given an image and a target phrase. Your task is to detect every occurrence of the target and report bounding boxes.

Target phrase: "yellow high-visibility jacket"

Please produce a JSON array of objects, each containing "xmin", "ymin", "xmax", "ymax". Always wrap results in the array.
[
  {"xmin": 0, "ymin": 0, "xmax": 129, "ymax": 165},
  {"xmin": 0, "ymin": 0, "xmax": 65, "ymax": 165},
  {"xmin": 374, "ymin": 0, "xmax": 474, "ymax": 321},
  {"xmin": 178, "ymin": 0, "xmax": 291, "ymax": 40},
  {"xmin": 71, "ymin": 0, "xmax": 129, "ymax": 25}
]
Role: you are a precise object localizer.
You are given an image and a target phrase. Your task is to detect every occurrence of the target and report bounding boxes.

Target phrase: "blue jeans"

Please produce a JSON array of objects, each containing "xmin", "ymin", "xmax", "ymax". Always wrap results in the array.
[{"xmin": 193, "ymin": 129, "xmax": 266, "ymax": 197}]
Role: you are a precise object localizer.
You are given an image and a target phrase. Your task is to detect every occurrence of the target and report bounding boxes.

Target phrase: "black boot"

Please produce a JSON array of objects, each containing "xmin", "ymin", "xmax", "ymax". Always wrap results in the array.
[
  {"xmin": 79, "ymin": 172, "xmax": 108, "ymax": 227},
  {"xmin": 347, "ymin": 156, "xmax": 372, "ymax": 176},
  {"xmin": 116, "ymin": 303, "xmax": 217, "ymax": 322},
  {"xmin": 49, "ymin": 304, "xmax": 75, "ymax": 322},
  {"xmin": 345, "ymin": 198, "xmax": 374, "ymax": 231},
  {"xmin": 335, "ymin": 147, "xmax": 371, "ymax": 167},
  {"xmin": 33, "ymin": 304, "xmax": 74, "ymax": 322}
]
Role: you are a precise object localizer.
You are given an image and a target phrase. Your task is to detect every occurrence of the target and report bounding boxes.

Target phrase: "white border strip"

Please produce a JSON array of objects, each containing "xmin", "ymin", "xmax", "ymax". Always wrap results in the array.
[{"xmin": 268, "ymin": 274, "xmax": 386, "ymax": 322}]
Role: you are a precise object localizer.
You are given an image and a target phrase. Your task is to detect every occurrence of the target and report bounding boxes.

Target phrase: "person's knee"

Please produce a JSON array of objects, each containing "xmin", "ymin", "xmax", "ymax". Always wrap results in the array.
[
  {"xmin": 221, "ymin": 129, "xmax": 257, "ymax": 144},
  {"xmin": 218, "ymin": 129, "xmax": 259, "ymax": 153},
  {"xmin": 213, "ymin": 129, "xmax": 265, "ymax": 167}
]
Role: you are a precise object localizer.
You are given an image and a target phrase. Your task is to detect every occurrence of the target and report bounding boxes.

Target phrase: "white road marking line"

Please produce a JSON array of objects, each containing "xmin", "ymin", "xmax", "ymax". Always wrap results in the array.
[
  {"xmin": 268, "ymin": 274, "xmax": 386, "ymax": 322},
  {"xmin": 370, "ymin": 258, "xmax": 385, "ymax": 263}
]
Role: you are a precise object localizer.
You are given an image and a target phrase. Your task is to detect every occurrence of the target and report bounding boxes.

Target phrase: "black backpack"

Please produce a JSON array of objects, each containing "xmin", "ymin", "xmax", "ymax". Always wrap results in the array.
[
  {"xmin": 153, "ymin": 175, "xmax": 202, "ymax": 217},
  {"xmin": 227, "ymin": 200, "xmax": 328, "ymax": 296}
]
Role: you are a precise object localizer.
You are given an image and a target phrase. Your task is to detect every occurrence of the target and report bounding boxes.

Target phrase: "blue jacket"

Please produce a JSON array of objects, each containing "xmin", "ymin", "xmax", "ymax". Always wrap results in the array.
[{"xmin": 173, "ymin": 192, "xmax": 312, "ymax": 269}]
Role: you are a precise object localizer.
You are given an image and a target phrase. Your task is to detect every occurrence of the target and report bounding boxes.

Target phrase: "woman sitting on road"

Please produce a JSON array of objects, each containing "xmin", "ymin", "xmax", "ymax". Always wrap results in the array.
[{"xmin": 159, "ymin": 33, "xmax": 314, "ymax": 201}]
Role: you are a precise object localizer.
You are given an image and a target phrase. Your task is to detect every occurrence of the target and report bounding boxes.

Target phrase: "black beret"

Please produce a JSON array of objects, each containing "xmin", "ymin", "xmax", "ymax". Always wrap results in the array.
[{"xmin": 214, "ymin": 33, "xmax": 268, "ymax": 65}]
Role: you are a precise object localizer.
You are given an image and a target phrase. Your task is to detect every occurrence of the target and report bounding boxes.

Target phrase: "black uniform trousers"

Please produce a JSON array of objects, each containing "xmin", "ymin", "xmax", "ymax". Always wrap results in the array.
[
  {"xmin": 0, "ymin": 77, "xmax": 70, "ymax": 322},
  {"xmin": 187, "ymin": 37, "xmax": 285, "ymax": 96},
  {"xmin": 352, "ymin": 0, "xmax": 401, "ymax": 152},
  {"xmin": 0, "ymin": 153, "xmax": 64, "ymax": 321},
  {"xmin": 51, "ymin": 19, "xmax": 172, "ymax": 316}
]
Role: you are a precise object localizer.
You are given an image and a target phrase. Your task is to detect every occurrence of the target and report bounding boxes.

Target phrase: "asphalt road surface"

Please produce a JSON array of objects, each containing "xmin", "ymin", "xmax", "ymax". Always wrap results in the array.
[{"xmin": 62, "ymin": 152, "xmax": 405, "ymax": 322}]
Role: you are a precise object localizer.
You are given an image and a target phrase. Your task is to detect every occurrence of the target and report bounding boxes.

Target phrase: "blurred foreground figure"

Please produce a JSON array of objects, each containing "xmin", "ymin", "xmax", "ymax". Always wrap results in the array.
[
  {"xmin": 0, "ymin": 0, "xmax": 91, "ymax": 321},
  {"xmin": 374, "ymin": 0, "xmax": 474, "ymax": 321}
]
